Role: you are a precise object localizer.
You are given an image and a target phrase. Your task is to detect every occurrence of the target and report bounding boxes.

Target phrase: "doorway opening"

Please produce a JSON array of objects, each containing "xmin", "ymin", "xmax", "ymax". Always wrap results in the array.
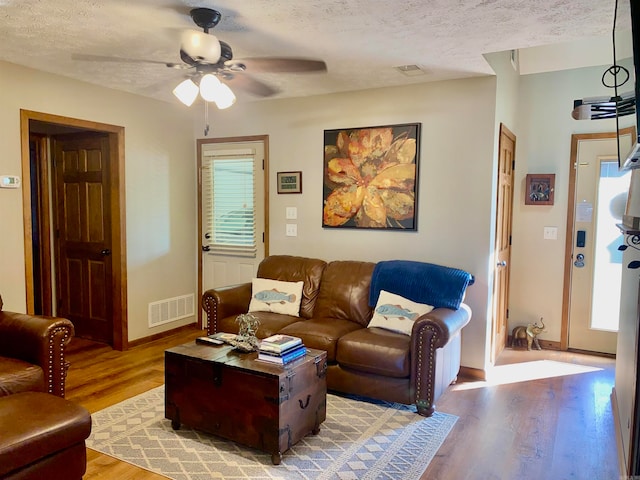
[{"xmin": 20, "ymin": 110, "xmax": 128, "ymax": 350}]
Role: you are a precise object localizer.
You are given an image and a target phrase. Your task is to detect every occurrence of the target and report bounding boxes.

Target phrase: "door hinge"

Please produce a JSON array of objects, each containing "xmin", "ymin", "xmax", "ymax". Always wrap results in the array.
[
  {"xmin": 506, "ymin": 308, "xmax": 509, "ymax": 318},
  {"xmin": 262, "ymin": 158, "xmax": 265, "ymax": 170},
  {"xmin": 512, "ymin": 160, "xmax": 515, "ymax": 170},
  {"xmin": 262, "ymin": 232, "xmax": 265, "ymax": 243},
  {"xmin": 509, "ymin": 235, "xmax": 512, "ymax": 246}
]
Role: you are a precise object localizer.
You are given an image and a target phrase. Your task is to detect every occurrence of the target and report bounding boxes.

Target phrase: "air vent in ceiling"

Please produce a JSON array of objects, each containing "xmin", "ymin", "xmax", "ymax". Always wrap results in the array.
[{"xmin": 395, "ymin": 64, "xmax": 427, "ymax": 77}]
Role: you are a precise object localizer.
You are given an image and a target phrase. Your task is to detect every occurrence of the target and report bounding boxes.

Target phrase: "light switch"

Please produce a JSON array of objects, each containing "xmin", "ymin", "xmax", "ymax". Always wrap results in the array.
[
  {"xmin": 543, "ymin": 226, "xmax": 558, "ymax": 240},
  {"xmin": 286, "ymin": 224, "xmax": 297, "ymax": 237},
  {"xmin": 286, "ymin": 207, "xmax": 297, "ymax": 219}
]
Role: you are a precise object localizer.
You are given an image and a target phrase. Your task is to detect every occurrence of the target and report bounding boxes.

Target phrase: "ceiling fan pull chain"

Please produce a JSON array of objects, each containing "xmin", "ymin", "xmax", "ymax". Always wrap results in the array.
[{"xmin": 204, "ymin": 101, "xmax": 210, "ymax": 136}]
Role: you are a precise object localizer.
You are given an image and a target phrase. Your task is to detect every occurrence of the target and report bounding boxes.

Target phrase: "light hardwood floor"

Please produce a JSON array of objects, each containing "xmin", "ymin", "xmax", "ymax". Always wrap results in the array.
[{"xmin": 65, "ymin": 327, "xmax": 620, "ymax": 480}]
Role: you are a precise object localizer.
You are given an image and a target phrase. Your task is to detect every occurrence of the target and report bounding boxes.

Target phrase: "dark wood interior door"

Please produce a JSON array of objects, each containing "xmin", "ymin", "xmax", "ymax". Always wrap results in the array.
[
  {"xmin": 492, "ymin": 124, "xmax": 515, "ymax": 362},
  {"xmin": 53, "ymin": 133, "xmax": 112, "ymax": 343}
]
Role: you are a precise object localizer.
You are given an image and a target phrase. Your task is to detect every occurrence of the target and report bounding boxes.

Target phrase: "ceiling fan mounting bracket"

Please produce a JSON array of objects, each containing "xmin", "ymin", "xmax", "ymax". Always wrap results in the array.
[{"xmin": 190, "ymin": 8, "xmax": 221, "ymax": 33}]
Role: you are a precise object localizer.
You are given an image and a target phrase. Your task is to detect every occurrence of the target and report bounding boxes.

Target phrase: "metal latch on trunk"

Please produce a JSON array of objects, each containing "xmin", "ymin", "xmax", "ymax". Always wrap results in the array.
[{"xmin": 314, "ymin": 356, "xmax": 327, "ymax": 378}]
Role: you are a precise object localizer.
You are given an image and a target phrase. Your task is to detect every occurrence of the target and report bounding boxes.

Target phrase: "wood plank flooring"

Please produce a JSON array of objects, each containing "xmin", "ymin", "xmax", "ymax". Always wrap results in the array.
[{"xmin": 65, "ymin": 328, "xmax": 619, "ymax": 480}]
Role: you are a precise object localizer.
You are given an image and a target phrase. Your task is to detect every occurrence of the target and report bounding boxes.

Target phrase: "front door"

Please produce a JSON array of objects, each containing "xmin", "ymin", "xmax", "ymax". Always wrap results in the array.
[
  {"xmin": 492, "ymin": 124, "xmax": 516, "ymax": 362},
  {"xmin": 53, "ymin": 133, "xmax": 113, "ymax": 343},
  {"xmin": 565, "ymin": 132, "xmax": 632, "ymax": 354}
]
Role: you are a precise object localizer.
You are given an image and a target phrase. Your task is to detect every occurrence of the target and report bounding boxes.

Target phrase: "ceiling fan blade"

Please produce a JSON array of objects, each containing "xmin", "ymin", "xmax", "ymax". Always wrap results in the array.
[
  {"xmin": 226, "ymin": 73, "xmax": 279, "ymax": 97},
  {"xmin": 226, "ymin": 58, "xmax": 327, "ymax": 74},
  {"xmin": 72, "ymin": 53, "xmax": 186, "ymax": 69}
]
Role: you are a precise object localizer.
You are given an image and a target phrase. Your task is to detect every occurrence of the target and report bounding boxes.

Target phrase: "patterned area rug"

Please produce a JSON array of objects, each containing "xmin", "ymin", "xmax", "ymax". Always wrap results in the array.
[{"xmin": 87, "ymin": 386, "xmax": 457, "ymax": 480}]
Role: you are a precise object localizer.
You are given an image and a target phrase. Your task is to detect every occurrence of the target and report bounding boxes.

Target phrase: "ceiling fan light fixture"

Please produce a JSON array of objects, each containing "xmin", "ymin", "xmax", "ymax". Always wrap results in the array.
[
  {"xmin": 172, "ymin": 78, "xmax": 199, "ymax": 106},
  {"xmin": 214, "ymin": 82, "xmax": 236, "ymax": 110},
  {"xmin": 199, "ymin": 74, "xmax": 222, "ymax": 102},
  {"xmin": 181, "ymin": 29, "xmax": 221, "ymax": 62}
]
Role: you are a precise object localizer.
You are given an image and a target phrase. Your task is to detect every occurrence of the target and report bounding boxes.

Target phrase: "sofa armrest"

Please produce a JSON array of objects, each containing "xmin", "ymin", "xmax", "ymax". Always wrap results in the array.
[
  {"xmin": 415, "ymin": 303, "xmax": 471, "ymax": 349},
  {"xmin": 0, "ymin": 311, "xmax": 74, "ymax": 397},
  {"xmin": 410, "ymin": 304, "xmax": 471, "ymax": 416},
  {"xmin": 202, "ymin": 283, "xmax": 252, "ymax": 335}
]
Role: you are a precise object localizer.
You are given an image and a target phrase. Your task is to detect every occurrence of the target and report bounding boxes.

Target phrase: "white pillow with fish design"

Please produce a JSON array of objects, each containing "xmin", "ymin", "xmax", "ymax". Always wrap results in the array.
[
  {"xmin": 248, "ymin": 278, "xmax": 304, "ymax": 316},
  {"xmin": 368, "ymin": 290, "xmax": 434, "ymax": 335}
]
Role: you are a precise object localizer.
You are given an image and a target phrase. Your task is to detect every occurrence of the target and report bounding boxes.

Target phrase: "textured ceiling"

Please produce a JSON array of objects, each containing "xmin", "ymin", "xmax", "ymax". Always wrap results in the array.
[{"xmin": 0, "ymin": 0, "xmax": 615, "ymax": 105}]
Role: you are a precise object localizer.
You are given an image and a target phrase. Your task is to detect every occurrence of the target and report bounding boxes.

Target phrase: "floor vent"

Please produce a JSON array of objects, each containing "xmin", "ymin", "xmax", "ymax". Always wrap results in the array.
[{"xmin": 148, "ymin": 294, "xmax": 195, "ymax": 328}]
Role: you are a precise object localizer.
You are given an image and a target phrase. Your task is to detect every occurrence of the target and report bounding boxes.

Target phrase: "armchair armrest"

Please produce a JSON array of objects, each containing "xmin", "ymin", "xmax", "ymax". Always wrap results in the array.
[
  {"xmin": 0, "ymin": 311, "xmax": 74, "ymax": 397},
  {"xmin": 410, "ymin": 304, "xmax": 471, "ymax": 416},
  {"xmin": 202, "ymin": 283, "xmax": 252, "ymax": 335}
]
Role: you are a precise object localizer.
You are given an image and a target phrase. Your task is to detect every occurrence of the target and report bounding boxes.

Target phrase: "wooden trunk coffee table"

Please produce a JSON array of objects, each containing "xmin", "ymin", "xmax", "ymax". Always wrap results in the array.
[{"xmin": 164, "ymin": 341, "xmax": 327, "ymax": 464}]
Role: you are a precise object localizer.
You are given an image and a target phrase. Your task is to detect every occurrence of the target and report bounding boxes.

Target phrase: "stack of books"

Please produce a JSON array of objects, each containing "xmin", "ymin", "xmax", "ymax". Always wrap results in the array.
[{"xmin": 257, "ymin": 334, "xmax": 306, "ymax": 364}]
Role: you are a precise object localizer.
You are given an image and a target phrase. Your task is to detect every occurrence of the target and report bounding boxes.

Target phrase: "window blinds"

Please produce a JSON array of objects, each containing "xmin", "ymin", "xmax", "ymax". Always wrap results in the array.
[{"xmin": 202, "ymin": 148, "xmax": 257, "ymax": 257}]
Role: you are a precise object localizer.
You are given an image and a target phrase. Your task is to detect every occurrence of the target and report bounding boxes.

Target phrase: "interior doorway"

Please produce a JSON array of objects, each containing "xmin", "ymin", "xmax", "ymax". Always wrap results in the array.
[
  {"xmin": 491, "ymin": 124, "xmax": 516, "ymax": 363},
  {"xmin": 20, "ymin": 110, "xmax": 128, "ymax": 350}
]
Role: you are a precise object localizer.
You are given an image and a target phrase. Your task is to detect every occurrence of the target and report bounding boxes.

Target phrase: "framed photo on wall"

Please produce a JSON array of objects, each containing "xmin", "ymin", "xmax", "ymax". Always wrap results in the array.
[
  {"xmin": 525, "ymin": 173, "xmax": 555, "ymax": 205},
  {"xmin": 277, "ymin": 171, "xmax": 302, "ymax": 194},
  {"xmin": 322, "ymin": 123, "xmax": 421, "ymax": 230}
]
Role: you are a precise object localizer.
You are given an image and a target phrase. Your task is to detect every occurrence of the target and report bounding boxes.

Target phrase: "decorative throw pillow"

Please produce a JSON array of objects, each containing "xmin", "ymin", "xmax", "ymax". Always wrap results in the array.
[
  {"xmin": 368, "ymin": 290, "xmax": 434, "ymax": 335},
  {"xmin": 248, "ymin": 278, "xmax": 304, "ymax": 317}
]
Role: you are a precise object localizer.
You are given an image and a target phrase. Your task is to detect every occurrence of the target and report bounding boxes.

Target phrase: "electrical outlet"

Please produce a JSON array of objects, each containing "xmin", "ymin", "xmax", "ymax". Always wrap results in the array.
[{"xmin": 286, "ymin": 224, "xmax": 297, "ymax": 237}]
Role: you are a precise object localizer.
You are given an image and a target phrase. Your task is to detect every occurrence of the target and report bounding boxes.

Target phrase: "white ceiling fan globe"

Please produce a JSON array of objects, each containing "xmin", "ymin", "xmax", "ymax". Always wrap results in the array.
[
  {"xmin": 199, "ymin": 74, "xmax": 236, "ymax": 109},
  {"xmin": 181, "ymin": 29, "xmax": 221, "ymax": 62}
]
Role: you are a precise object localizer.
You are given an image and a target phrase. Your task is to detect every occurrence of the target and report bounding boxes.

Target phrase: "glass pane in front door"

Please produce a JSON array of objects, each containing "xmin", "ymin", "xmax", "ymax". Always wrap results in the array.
[{"xmin": 590, "ymin": 160, "xmax": 630, "ymax": 331}]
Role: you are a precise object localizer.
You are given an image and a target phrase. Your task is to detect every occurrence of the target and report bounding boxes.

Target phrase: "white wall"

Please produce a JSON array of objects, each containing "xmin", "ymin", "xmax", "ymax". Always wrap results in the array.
[
  {"xmin": 510, "ymin": 65, "xmax": 618, "ymax": 341},
  {"xmin": 196, "ymin": 76, "xmax": 499, "ymax": 371},
  {"xmin": 0, "ymin": 61, "xmax": 197, "ymax": 341}
]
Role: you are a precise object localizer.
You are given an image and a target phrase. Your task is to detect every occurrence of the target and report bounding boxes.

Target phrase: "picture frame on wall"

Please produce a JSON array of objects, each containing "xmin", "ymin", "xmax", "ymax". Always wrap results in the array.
[
  {"xmin": 525, "ymin": 173, "xmax": 555, "ymax": 205},
  {"xmin": 277, "ymin": 171, "xmax": 302, "ymax": 194},
  {"xmin": 322, "ymin": 123, "xmax": 421, "ymax": 230}
]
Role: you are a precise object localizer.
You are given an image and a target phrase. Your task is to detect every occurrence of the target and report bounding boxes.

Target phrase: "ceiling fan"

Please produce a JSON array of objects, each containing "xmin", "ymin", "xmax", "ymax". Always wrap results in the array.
[{"xmin": 75, "ymin": 7, "xmax": 327, "ymax": 109}]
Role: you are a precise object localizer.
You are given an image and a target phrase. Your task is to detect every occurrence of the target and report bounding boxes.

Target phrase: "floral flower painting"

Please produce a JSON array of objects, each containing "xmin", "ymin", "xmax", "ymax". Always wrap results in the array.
[{"xmin": 322, "ymin": 123, "xmax": 421, "ymax": 230}]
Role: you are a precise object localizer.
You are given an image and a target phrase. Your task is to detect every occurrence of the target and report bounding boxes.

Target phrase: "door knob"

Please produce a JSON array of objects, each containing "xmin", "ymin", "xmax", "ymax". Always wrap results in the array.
[
  {"xmin": 101, "ymin": 249, "xmax": 111, "ymax": 256},
  {"xmin": 497, "ymin": 260, "xmax": 507, "ymax": 267}
]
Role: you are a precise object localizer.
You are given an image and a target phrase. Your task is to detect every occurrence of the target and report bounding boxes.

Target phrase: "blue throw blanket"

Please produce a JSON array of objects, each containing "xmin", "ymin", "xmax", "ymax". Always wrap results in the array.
[{"xmin": 369, "ymin": 260, "xmax": 473, "ymax": 310}]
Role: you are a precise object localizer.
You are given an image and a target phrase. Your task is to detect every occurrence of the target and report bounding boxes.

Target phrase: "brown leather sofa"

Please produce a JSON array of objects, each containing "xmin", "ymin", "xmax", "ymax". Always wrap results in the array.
[
  {"xmin": 0, "ymin": 296, "xmax": 91, "ymax": 480},
  {"xmin": 203, "ymin": 255, "xmax": 473, "ymax": 417}
]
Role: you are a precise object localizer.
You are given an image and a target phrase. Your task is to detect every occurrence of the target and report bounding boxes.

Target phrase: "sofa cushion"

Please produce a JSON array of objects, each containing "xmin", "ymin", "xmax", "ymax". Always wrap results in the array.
[
  {"xmin": 0, "ymin": 356, "xmax": 45, "ymax": 397},
  {"xmin": 368, "ymin": 290, "xmax": 434, "ymax": 335},
  {"xmin": 313, "ymin": 260, "xmax": 376, "ymax": 327},
  {"xmin": 256, "ymin": 255, "xmax": 327, "ymax": 318},
  {"xmin": 248, "ymin": 278, "xmax": 304, "ymax": 316},
  {"xmin": 278, "ymin": 318, "xmax": 362, "ymax": 362},
  {"xmin": 336, "ymin": 328, "xmax": 411, "ymax": 378},
  {"xmin": 0, "ymin": 391, "xmax": 91, "ymax": 477}
]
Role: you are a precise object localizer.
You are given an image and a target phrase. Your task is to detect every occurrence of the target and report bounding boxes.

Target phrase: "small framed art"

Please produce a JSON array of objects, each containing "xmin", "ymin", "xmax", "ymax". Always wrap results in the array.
[
  {"xmin": 525, "ymin": 173, "xmax": 555, "ymax": 205},
  {"xmin": 277, "ymin": 171, "xmax": 302, "ymax": 194}
]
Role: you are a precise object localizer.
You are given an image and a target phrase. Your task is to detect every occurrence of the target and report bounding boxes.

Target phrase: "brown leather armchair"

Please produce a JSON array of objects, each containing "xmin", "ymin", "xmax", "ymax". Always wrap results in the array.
[
  {"xmin": 0, "ymin": 295, "xmax": 74, "ymax": 398},
  {"xmin": 0, "ymin": 296, "xmax": 90, "ymax": 480}
]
